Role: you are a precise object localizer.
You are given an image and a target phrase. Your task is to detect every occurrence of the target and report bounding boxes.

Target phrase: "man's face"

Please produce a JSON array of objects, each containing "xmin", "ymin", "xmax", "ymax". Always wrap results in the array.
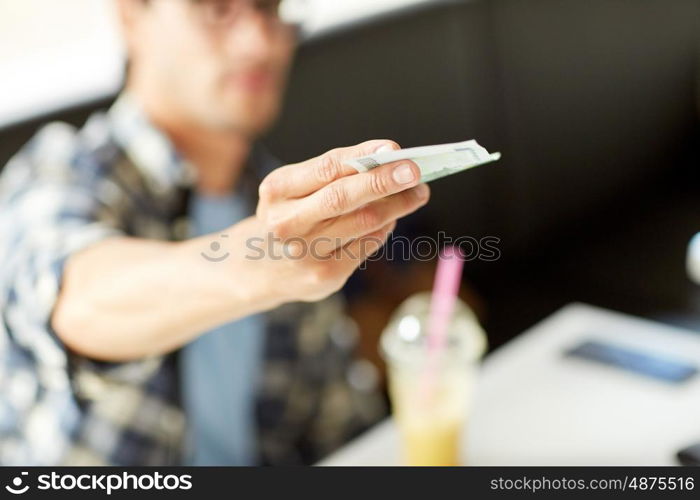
[{"xmin": 122, "ymin": 0, "xmax": 296, "ymax": 137}]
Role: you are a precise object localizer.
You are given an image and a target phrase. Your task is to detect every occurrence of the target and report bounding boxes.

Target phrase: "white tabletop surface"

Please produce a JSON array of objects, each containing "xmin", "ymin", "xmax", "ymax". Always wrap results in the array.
[{"xmin": 320, "ymin": 303, "xmax": 700, "ymax": 466}]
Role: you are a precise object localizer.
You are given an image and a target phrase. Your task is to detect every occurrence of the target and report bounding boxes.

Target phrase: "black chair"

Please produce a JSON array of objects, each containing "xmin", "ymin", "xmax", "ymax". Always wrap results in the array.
[{"xmin": 2, "ymin": 0, "xmax": 699, "ymax": 345}]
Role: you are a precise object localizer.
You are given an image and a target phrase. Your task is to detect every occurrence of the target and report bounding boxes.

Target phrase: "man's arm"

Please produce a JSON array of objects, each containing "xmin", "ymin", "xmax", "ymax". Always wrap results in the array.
[
  {"xmin": 52, "ymin": 235, "xmax": 247, "ymax": 361},
  {"xmin": 52, "ymin": 140, "xmax": 430, "ymax": 362}
]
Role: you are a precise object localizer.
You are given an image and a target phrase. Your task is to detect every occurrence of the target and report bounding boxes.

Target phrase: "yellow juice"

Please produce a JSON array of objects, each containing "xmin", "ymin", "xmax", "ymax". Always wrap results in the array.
[
  {"xmin": 398, "ymin": 416, "xmax": 463, "ymax": 466},
  {"xmin": 389, "ymin": 370, "xmax": 469, "ymax": 466}
]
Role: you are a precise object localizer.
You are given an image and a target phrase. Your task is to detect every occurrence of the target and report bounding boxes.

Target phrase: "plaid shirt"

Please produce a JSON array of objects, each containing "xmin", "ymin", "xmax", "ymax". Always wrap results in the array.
[{"xmin": 0, "ymin": 94, "xmax": 384, "ymax": 466}]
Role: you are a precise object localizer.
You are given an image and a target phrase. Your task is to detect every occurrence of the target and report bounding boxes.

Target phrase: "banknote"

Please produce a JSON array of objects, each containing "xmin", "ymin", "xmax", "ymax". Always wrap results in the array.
[{"xmin": 345, "ymin": 140, "xmax": 501, "ymax": 183}]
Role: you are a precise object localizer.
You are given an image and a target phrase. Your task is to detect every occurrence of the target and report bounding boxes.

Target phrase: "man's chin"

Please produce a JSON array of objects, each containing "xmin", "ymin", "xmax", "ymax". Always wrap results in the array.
[
  {"xmin": 210, "ymin": 113, "xmax": 274, "ymax": 138},
  {"xmin": 210, "ymin": 98, "xmax": 278, "ymax": 136}
]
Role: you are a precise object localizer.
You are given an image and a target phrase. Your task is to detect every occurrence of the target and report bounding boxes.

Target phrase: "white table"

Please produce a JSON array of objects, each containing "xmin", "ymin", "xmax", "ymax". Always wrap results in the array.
[{"xmin": 321, "ymin": 303, "xmax": 700, "ymax": 466}]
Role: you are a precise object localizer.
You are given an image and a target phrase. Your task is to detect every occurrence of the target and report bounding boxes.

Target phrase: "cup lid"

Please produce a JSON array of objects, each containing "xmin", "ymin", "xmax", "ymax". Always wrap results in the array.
[{"xmin": 380, "ymin": 292, "xmax": 487, "ymax": 366}]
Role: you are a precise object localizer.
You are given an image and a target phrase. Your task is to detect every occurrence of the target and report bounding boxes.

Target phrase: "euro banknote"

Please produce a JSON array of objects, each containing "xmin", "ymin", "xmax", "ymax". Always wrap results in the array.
[{"xmin": 345, "ymin": 140, "xmax": 501, "ymax": 183}]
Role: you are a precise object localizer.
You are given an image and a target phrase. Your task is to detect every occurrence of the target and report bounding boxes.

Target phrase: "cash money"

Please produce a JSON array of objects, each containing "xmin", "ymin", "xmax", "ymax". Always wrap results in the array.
[{"xmin": 345, "ymin": 140, "xmax": 501, "ymax": 183}]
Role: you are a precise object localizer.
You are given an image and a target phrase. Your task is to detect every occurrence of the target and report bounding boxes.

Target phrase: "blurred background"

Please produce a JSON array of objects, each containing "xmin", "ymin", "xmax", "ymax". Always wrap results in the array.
[
  {"xmin": 0, "ymin": 0, "xmax": 430, "ymax": 126},
  {"xmin": 1, "ymin": 0, "xmax": 699, "ymax": 356}
]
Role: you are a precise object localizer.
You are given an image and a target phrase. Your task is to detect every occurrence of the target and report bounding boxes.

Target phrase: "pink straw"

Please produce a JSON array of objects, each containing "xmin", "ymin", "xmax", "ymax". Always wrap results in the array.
[
  {"xmin": 427, "ymin": 246, "xmax": 464, "ymax": 355},
  {"xmin": 419, "ymin": 246, "xmax": 464, "ymax": 404}
]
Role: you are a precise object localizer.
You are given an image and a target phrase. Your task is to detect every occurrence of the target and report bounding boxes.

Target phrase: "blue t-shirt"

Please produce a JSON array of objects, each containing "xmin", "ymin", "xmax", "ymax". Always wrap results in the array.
[{"xmin": 179, "ymin": 191, "xmax": 265, "ymax": 465}]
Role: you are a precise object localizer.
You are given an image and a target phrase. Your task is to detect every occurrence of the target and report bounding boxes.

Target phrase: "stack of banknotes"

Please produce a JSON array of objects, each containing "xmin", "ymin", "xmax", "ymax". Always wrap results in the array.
[{"xmin": 345, "ymin": 139, "xmax": 501, "ymax": 183}]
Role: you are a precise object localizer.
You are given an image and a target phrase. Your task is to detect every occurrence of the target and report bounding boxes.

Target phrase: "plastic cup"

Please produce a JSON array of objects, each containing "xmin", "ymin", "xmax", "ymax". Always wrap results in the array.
[{"xmin": 380, "ymin": 292, "xmax": 487, "ymax": 466}]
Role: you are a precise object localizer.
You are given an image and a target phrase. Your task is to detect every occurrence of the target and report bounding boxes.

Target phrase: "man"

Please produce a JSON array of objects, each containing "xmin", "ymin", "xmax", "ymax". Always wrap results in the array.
[{"xmin": 0, "ymin": 0, "xmax": 430, "ymax": 465}]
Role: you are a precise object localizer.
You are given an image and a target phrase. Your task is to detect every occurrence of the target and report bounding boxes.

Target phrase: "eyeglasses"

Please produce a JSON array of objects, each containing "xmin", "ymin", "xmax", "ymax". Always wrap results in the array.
[{"xmin": 188, "ymin": 0, "xmax": 306, "ymax": 30}]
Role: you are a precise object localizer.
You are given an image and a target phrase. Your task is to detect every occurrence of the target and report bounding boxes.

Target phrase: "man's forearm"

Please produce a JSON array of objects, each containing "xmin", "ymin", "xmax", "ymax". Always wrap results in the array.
[
  {"xmin": 51, "ymin": 141, "xmax": 429, "ymax": 363},
  {"xmin": 52, "ymin": 231, "xmax": 267, "ymax": 362}
]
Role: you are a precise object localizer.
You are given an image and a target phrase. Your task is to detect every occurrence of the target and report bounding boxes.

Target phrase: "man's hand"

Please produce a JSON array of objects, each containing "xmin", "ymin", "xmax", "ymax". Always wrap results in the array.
[{"xmin": 227, "ymin": 140, "xmax": 430, "ymax": 306}]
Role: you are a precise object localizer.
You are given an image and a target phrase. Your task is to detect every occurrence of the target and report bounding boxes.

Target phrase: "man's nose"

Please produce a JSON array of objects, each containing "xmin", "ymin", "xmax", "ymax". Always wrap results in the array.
[{"xmin": 224, "ymin": 12, "xmax": 277, "ymax": 61}]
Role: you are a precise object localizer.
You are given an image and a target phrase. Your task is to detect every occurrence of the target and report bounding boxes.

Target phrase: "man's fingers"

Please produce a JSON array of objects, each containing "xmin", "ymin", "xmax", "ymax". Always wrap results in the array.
[
  {"xmin": 259, "ymin": 140, "xmax": 400, "ymax": 200},
  {"xmin": 300, "ymin": 159, "xmax": 422, "ymax": 224},
  {"xmin": 306, "ymin": 184, "xmax": 430, "ymax": 255},
  {"xmin": 335, "ymin": 220, "xmax": 397, "ymax": 270}
]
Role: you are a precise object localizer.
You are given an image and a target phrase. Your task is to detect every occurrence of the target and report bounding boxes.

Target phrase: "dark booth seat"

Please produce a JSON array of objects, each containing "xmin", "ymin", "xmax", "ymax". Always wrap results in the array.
[{"xmin": 1, "ymin": 0, "xmax": 699, "ymax": 346}]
